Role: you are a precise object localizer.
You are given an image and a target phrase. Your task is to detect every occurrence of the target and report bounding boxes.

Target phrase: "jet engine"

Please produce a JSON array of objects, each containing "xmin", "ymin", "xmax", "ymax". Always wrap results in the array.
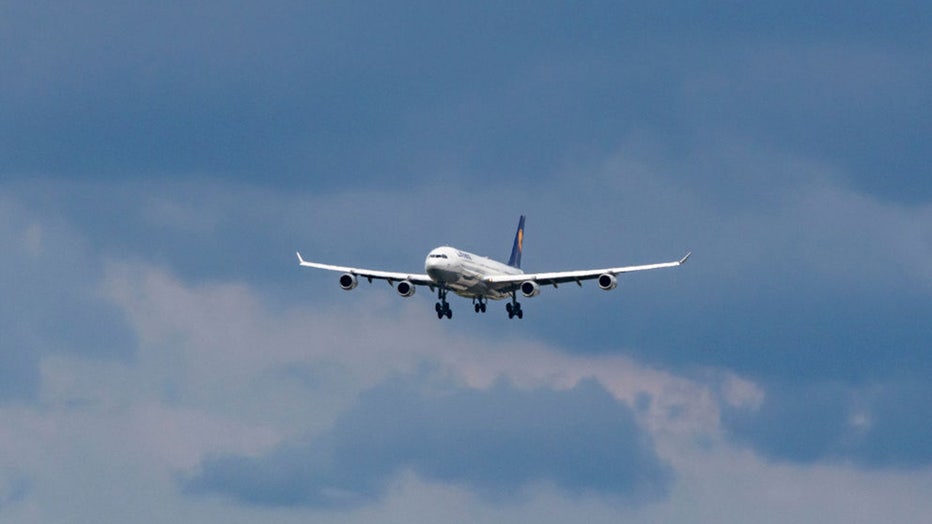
[
  {"xmin": 520, "ymin": 280, "xmax": 541, "ymax": 298},
  {"xmin": 339, "ymin": 273, "xmax": 358, "ymax": 290},
  {"xmin": 396, "ymin": 280, "xmax": 416, "ymax": 297},
  {"xmin": 597, "ymin": 273, "xmax": 618, "ymax": 290}
]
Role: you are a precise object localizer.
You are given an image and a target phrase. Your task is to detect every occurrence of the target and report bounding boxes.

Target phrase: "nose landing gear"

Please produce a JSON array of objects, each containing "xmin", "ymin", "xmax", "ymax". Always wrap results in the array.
[{"xmin": 435, "ymin": 287, "xmax": 452, "ymax": 319}]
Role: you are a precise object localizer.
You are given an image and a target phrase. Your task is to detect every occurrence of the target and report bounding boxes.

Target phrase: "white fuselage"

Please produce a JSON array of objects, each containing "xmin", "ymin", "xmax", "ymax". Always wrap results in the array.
[{"xmin": 425, "ymin": 246, "xmax": 523, "ymax": 300}]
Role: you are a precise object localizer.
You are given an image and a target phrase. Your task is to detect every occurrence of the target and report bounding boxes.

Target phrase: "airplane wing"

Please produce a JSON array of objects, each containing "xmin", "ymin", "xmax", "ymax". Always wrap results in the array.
[
  {"xmin": 296, "ymin": 252, "xmax": 434, "ymax": 287},
  {"xmin": 486, "ymin": 252, "xmax": 691, "ymax": 288}
]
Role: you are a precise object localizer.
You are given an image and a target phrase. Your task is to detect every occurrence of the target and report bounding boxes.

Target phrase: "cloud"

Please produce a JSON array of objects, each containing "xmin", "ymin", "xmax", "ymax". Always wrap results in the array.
[
  {"xmin": 0, "ymin": 195, "xmax": 135, "ymax": 401},
  {"xmin": 0, "ymin": 1, "xmax": 930, "ymax": 521},
  {"xmin": 722, "ymin": 381, "xmax": 854, "ymax": 463},
  {"xmin": 182, "ymin": 377, "xmax": 672, "ymax": 508},
  {"xmin": 722, "ymin": 379, "xmax": 932, "ymax": 469},
  {"xmin": 0, "ymin": 231, "xmax": 927, "ymax": 522},
  {"xmin": 10, "ymin": 162, "xmax": 930, "ymax": 432},
  {"xmin": 4, "ymin": 3, "xmax": 928, "ymax": 203}
]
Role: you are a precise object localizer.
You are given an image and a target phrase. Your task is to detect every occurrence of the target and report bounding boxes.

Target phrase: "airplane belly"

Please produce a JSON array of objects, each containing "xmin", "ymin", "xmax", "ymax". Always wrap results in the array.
[
  {"xmin": 427, "ymin": 261, "xmax": 513, "ymax": 299},
  {"xmin": 453, "ymin": 280, "xmax": 511, "ymax": 300}
]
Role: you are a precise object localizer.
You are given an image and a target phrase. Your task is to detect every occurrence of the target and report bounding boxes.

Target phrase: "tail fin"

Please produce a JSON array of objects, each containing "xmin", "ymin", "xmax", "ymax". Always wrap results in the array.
[{"xmin": 507, "ymin": 215, "xmax": 526, "ymax": 269}]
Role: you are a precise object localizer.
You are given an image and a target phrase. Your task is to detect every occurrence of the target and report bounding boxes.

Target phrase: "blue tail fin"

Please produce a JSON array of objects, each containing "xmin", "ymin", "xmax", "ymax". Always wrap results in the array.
[{"xmin": 507, "ymin": 215, "xmax": 526, "ymax": 269}]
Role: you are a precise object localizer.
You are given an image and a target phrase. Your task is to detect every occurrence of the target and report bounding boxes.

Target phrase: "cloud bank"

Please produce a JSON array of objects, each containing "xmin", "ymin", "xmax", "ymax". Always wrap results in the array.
[{"xmin": 184, "ymin": 378, "xmax": 671, "ymax": 507}]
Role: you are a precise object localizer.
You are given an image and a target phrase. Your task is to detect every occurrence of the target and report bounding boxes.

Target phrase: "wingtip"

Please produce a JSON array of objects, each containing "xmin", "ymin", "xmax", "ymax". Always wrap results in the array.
[
  {"xmin": 679, "ymin": 251, "xmax": 692, "ymax": 265},
  {"xmin": 296, "ymin": 251, "xmax": 305, "ymax": 264}
]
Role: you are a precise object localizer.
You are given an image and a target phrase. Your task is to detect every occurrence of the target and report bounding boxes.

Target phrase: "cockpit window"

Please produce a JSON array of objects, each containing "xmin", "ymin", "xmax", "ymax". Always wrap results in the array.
[{"xmin": 429, "ymin": 254, "xmax": 448, "ymax": 259}]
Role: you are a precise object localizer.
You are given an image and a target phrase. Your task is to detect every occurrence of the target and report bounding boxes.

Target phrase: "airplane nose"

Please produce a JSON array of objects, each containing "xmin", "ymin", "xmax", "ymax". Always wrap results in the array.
[{"xmin": 425, "ymin": 254, "xmax": 449, "ymax": 280}]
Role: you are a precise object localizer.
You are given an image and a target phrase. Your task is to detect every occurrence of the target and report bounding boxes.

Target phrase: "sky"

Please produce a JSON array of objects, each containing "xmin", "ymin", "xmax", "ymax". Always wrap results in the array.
[{"xmin": 2, "ymin": 1, "xmax": 931, "ymax": 522}]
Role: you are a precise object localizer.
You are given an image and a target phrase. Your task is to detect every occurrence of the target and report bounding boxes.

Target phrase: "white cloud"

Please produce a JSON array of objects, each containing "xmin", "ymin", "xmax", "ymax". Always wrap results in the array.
[{"xmin": 0, "ymin": 225, "xmax": 927, "ymax": 522}]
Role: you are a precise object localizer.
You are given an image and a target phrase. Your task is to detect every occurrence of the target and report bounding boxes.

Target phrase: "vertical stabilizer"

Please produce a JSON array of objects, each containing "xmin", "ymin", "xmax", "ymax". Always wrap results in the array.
[{"xmin": 507, "ymin": 215, "xmax": 526, "ymax": 269}]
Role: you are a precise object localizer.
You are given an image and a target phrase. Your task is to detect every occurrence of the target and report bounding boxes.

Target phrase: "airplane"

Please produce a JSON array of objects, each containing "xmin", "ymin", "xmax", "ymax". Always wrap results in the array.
[{"xmin": 297, "ymin": 215, "xmax": 690, "ymax": 319}]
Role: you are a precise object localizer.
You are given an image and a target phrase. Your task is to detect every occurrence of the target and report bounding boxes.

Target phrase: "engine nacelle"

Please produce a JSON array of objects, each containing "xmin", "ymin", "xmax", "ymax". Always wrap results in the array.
[
  {"xmin": 339, "ymin": 273, "xmax": 358, "ymax": 290},
  {"xmin": 396, "ymin": 280, "xmax": 416, "ymax": 297},
  {"xmin": 597, "ymin": 273, "xmax": 618, "ymax": 291},
  {"xmin": 520, "ymin": 280, "xmax": 541, "ymax": 298}
]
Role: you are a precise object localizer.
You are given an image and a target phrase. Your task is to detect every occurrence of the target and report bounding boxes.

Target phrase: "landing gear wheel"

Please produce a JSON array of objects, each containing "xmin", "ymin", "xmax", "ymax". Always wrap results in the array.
[
  {"xmin": 474, "ymin": 298, "xmax": 488, "ymax": 313},
  {"xmin": 506, "ymin": 294, "xmax": 523, "ymax": 319},
  {"xmin": 437, "ymin": 304, "xmax": 452, "ymax": 319}
]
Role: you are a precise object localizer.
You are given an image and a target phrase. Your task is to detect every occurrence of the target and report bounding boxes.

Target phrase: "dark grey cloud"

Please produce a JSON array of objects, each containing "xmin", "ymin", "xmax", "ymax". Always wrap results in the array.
[
  {"xmin": 2, "ymin": 2, "xmax": 928, "ymax": 201},
  {"xmin": 722, "ymin": 379, "xmax": 932, "ymax": 468},
  {"xmin": 608, "ymin": 278, "xmax": 932, "ymax": 383},
  {"xmin": 182, "ymin": 377, "xmax": 672, "ymax": 508},
  {"xmin": 723, "ymin": 381, "xmax": 853, "ymax": 463},
  {"xmin": 855, "ymin": 380, "xmax": 932, "ymax": 468}
]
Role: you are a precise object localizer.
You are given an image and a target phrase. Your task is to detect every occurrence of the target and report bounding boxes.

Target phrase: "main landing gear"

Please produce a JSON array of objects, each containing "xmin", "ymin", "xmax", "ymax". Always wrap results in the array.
[
  {"xmin": 473, "ymin": 297, "xmax": 487, "ymax": 313},
  {"xmin": 435, "ymin": 287, "xmax": 452, "ymax": 319},
  {"xmin": 435, "ymin": 289, "xmax": 522, "ymax": 320},
  {"xmin": 506, "ymin": 292, "xmax": 523, "ymax": 319}
]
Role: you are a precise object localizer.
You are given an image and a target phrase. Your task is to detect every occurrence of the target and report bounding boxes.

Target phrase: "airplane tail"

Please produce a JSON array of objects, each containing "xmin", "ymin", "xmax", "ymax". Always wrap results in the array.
[{"xmin": 507, "ymin": 215, "xmax": 526, "ymax": 269}]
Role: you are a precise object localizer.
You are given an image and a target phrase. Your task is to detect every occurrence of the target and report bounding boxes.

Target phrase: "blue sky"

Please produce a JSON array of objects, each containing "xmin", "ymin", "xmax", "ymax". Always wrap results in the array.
[{"xmin": 2, "ymin": 2, "xmax": 931, "ymax": 522}]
